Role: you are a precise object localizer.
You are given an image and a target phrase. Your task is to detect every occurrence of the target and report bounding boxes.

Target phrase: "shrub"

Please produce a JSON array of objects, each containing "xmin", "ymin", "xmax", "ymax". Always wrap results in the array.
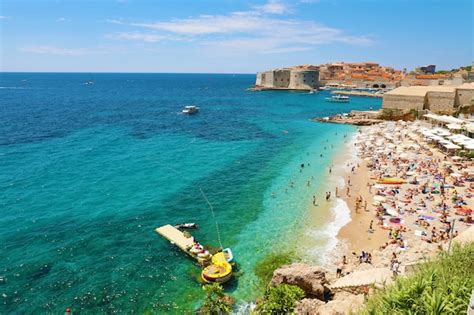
[
  {"xmin": 199, "ymin": 283, "xmax": 233, "ymax": 314},
  {"xmin": 361, "ymin": 243, "xmax": 474, "ymax": 315},
  {"xmin": 256, "ymin": 284, "xmax": 305, "ymax": 314}
]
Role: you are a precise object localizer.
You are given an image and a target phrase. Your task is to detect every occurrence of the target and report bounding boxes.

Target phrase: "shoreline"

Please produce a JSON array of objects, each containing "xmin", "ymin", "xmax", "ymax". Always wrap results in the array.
[
  {"xmin": 328, "ymin": 120, "xmax": 473, "ymax": 273},
  {"xmin": 299, "ymin": 130, "xmax": 357, "ymax": 266},
  {"xmin": 336, "ymin": 133, "xmax": 387, "ymax": 254}
]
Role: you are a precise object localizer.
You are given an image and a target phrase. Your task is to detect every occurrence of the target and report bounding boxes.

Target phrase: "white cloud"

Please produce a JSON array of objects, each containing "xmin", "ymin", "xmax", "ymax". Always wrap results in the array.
[
  {"xmin": 0, "ymin": 16, "xmax": 8, "ymax": 20},
  {"xmin": 20, "ymin": 45, "xmax": 113, "ymax": 56},
  {"xmin": 129, "ymin": 12, "xmax": 265, "ymax": 35},
  {"xmin": 105, "ymin": 5, "xmax": 374, "ymax": 54},
  {"xmin": 254, "ymin": 0, "xmax": 290, "ymax": 15},
  {"xmin": 56, "ymin": 17, "xmax": 71, "ymax": 22},
  {"xmin": 106, "ymin": 32, "xmax": 166, "ymax": 43}
]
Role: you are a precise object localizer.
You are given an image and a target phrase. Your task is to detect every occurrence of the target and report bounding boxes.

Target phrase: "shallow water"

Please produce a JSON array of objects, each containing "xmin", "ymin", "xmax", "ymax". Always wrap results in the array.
[{"xmin": 0, "ymin": 73, "xmax": 381, "ymax": 312}]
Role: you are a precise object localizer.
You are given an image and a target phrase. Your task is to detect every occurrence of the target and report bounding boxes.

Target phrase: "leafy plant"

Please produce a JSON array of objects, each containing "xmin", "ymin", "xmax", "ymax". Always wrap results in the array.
[
  {"xmin": 199, "ymin": 283, "xmax": 233, "ymax": 315},
  {"xmin": 255, "ymin": 284, "xmax": 305, "ymax": 314},
  {"xmin": 361, "ymin": 243, "xmax": 474, "ymax": 314}
]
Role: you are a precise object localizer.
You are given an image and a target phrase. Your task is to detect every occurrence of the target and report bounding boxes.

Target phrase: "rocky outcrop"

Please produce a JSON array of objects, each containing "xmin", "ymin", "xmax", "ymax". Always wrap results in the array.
[
  {"xmin": 295, "ymin": 292, "xmax": 365, "ymax": 315},
  {"xmin": 271, "ymin": 263, "xmax": 330, "ymax": 300}
]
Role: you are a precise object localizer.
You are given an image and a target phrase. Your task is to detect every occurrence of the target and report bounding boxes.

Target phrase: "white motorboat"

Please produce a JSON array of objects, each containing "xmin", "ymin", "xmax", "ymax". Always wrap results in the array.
[
  {"xmin": 222, "ymin": 248, "xmax": 233, "ymax": 263},
  {"xmin": 325, "ymin": 95, "xmax": 350, "ymax": 103},
  {"xmin": 182, "ymin": 105, "xmax": 199, "ymax": 114},
  {"xmin": 174, "ymin": 222, "xmax": 199, "ymax": 230}
]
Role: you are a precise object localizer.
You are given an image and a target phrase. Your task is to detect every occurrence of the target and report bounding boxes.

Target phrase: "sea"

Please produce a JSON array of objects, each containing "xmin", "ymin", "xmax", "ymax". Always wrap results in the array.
[{"xmin": 0, "ymin": 73, "xmax": 381, "ymax": 313}]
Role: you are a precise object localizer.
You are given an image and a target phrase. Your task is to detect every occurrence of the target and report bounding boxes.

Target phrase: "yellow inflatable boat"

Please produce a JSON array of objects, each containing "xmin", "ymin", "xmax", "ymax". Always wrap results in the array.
[{"xmin": 201, "ymin": 252, "xmax": 232, "ymax": 283}]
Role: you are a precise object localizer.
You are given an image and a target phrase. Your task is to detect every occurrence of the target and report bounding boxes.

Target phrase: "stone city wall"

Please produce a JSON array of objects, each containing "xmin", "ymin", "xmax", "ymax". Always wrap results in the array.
[
  {"xmin": 255, "ymin": 69, "xmax": 319, "ymax": 90},
  {"xmin": 455, "ymin": 88, "xmax": 474, "ymax": 106},
  {"xmin": 288, "ymin": 70, "xmax": 319, "ymax": 90},
  {"xmin": 382, "ymin": 94, "xmax": 426, "ymax": 111},
  {"xmin": 426, "ymin": 91, "xmax": 456, "ymax": 113}
]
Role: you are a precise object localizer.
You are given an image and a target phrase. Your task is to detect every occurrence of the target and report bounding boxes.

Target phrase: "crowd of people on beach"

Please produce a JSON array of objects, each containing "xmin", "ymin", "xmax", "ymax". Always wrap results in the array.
[{"xmin": 334, "ymin": 120, "xmax": 473, "ymax": 279}]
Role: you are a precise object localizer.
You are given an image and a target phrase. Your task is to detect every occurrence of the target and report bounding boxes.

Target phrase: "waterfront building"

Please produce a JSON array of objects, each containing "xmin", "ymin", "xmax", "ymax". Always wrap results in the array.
[
  {"xmin": 255, "ymin": 66, "xmax": 319, "ymax": 90},
  {"xmin": 382, "ymin": 83, "xmax": 474, "ymax": 113}
]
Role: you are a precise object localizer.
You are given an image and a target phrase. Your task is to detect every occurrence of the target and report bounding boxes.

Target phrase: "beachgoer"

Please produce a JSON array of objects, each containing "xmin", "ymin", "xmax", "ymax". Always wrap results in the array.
[
  {"xmin": 391, "ymin": 259, "xmax": 400, "ymax": 278},
  {"xmin": 336, "ymin": 259, "xmax": 344, "ymax": 278}
]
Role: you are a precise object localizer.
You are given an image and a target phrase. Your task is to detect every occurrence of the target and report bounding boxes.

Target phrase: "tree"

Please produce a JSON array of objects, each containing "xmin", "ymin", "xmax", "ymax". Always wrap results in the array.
[
  {"xmin": 256, "ymin": 284, "xmax": 305, "ymax": 314},
  {"xmin": 199, "ymin": 283, "xmax": 233, "ymax": 315}
]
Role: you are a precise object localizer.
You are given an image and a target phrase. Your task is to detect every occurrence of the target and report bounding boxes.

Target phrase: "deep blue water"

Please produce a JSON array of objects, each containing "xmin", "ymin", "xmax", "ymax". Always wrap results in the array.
[{"xmin": 0, "ymin": 73, "xmax": 381, "ymax": 313}]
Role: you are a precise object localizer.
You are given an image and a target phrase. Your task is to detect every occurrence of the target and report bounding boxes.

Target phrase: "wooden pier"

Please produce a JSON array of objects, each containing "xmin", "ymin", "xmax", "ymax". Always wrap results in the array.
[{"xmin": 155, "ymin": 224, "xmax": 195, "ymax": 253}]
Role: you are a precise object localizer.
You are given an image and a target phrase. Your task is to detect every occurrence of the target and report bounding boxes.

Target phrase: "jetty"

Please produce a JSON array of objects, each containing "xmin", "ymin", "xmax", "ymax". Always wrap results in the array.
[{"xmin": 155, "ymin": 224, "xmax": 195, "ymax": 253}]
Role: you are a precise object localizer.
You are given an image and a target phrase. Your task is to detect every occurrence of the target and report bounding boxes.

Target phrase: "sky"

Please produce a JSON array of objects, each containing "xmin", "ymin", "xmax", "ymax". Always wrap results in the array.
[{"xmin": 0, "ymin": 0, "xmax": 472, "ymax": 73}]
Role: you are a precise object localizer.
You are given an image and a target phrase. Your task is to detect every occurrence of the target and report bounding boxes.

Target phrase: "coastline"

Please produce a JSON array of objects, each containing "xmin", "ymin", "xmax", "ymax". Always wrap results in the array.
[
  {"xmin": 336, "ymin": 131, "xmax": 387, "ymax": 254},
  {"xmin": 299, "ymin": 129, "xmax": 357, "ymax": 266}
]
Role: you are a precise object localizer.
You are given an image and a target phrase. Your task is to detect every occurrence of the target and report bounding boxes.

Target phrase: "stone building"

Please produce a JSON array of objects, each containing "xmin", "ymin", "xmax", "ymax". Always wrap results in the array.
[
  {"xmin": 382, "ymin": 83, "xmax": 474, "ymax": 114},
  {"xmin": 255, "ymin": 67, "xmax": 319, "ymax": 90},
  {"xmin": 318, "ymin": 62, "xmax": 404, "ymax": 88}
]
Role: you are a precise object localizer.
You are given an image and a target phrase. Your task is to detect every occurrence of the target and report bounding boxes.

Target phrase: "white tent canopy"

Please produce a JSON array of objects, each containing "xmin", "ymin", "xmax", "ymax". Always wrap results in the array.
[{"xmin": 447, "ymin": 123, "xmax": 462, "ymax": 130}]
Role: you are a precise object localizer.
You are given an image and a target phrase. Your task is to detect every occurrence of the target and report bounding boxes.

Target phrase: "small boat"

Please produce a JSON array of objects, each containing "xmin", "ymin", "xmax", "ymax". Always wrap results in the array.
[
  {"xmin": 84, "ymin": 81, "xmax": 94, "ymax": 85},
  {"xmin": 325, "ymin": 95, "xmax": 349, "ymax": 103},
  {"xmin": 201, "ymin": 252, "xmax": 233, "ymax": 284},
  {"xmin": 182, "ymin": 105, "xmax": 199, "ymax": 114},
  {"xmin": 222, "ymin": 248, "xmax": 233, "ymax": 263},
  {"xmin": 174, "ymin": 223, "xmax": 199, "ymax": 230}
]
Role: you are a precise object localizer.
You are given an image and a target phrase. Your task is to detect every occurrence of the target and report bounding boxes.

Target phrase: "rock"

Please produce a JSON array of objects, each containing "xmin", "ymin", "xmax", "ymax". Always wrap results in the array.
[
  {"xmin": 294, "ymin": 298, "xmax": 325, "ymax": 314},
  {"xmin": 271, "ymin": 263, "xmax": 329, "ymax": 300},
  {"xmin": 295, "ymin": 292, "xmax": 365, "ymax": 315}
]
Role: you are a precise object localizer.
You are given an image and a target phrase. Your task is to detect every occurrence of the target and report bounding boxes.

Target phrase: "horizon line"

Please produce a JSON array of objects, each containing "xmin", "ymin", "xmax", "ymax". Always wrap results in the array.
[{"xmin": 0, "ymin": 71, "xmax": 256, "ymax": 75}]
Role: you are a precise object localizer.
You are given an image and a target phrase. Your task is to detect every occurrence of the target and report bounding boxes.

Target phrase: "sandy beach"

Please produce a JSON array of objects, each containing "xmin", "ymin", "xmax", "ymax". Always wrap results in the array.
[{"xmin": 329, "ymin": 121, "xmax": 473, "ymax": 274}]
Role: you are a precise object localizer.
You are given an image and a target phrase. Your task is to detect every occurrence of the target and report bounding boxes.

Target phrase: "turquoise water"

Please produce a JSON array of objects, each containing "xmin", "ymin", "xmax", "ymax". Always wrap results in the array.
[{"xmin": 0, "ymin": 73, "xmax": 381, "ymax": 313}]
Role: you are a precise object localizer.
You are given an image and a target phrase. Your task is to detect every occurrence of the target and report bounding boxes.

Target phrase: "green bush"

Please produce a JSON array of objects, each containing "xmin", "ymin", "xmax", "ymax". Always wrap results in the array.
[
  {"xmin": 199, "ymin": 283, "xmax": 233, "ymax": 314},
  {"xmin": 256, "ymin": 284, "xmax": 305, "ymax": 314},
  {"xmin": 361, "ymin": 243, "xmax": 474, "ymax": 315}
]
